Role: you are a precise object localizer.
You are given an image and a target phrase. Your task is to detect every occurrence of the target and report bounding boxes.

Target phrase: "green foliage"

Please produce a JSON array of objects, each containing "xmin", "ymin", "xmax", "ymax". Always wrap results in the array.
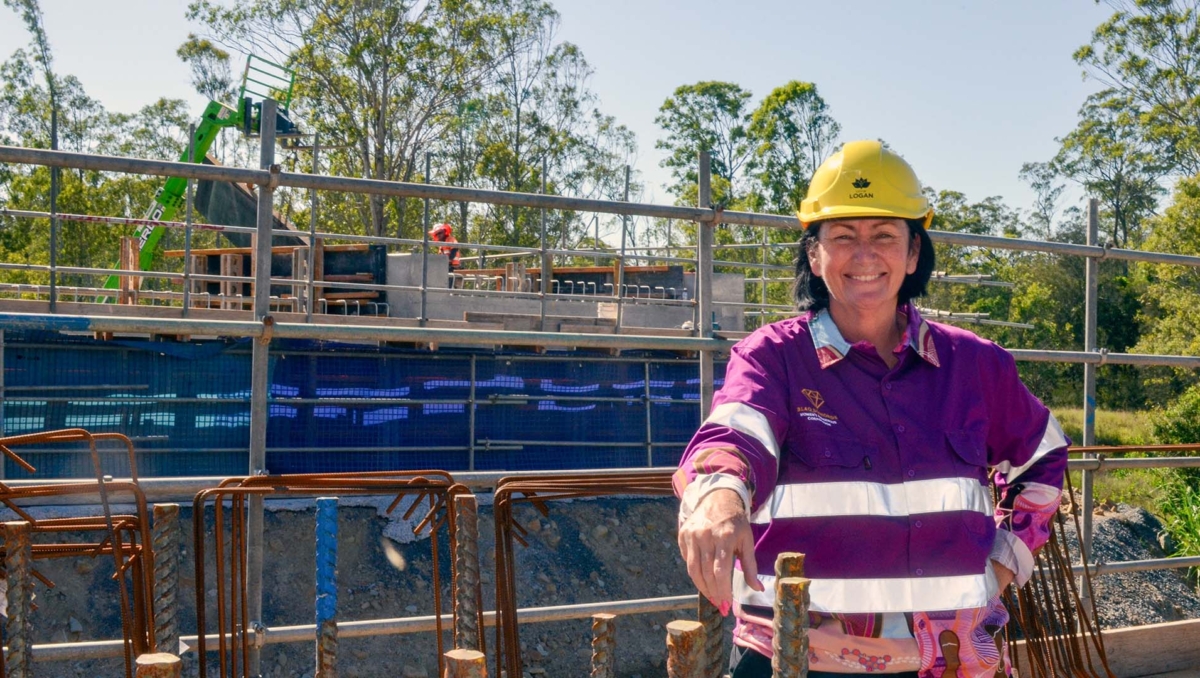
[
  {"xmin": 653, "ymin": 79, "xmax": 841, "ymax": 218},
  {"xmin": 1075, "ymin": 0, "xmax": 1200, "ymax": 174},
  {"xmin": 186, "ymin": 0, "xmax": 637, "ymax": 251},
  {"xmin": 654, "ymin": 81, "xmax": 753, "ymax": 203},
  {"xmin": 1151, "ymin": 382, "xmax": 1200, "ymax": 448},
  {"xmin": 1148, "ymin": 382, "xmax": 1200, "ymax": 582},
  {"xmin": 746, "ymin": 81, "xmax": 840, "ymax": 215},
  {"xmin": 1159, "ymin": 481, "xmax": 1200, "ymax": 583},
  {"xmin": 1053, "ymin": 89, "xmax": 1166, "ymax": 248},
  {"xmin": 176, "ymin": 35, "xmax": 235, "ymax": 103}
]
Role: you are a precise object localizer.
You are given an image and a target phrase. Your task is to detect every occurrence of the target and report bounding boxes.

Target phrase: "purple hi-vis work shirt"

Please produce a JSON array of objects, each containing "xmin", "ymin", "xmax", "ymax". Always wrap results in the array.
[{"xmin": 674, "ymin": 306, "xmax": 1068, "ymax": 677}]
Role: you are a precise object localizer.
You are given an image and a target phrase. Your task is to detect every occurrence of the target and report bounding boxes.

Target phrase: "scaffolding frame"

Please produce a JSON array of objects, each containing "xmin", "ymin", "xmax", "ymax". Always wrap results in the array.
[{"xmin": 4, "ymin": 124, "xmax": 1200, "ymax": 670}]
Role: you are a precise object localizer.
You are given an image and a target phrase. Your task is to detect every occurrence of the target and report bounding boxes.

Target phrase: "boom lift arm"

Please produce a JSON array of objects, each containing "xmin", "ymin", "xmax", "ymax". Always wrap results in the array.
[{"xmin": 102, "ymin": 55, "xmax": 299, "ymax": 294}]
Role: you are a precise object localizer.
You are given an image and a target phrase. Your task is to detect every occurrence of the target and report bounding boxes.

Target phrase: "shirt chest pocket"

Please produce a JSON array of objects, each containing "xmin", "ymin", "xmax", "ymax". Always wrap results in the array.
[
  {"xmin": 946, "ymin": 429, "xmax": 989, "ymax": 470},
  {"xmin": 792, "ymin": 431, "xmax": 873, "ymax": 471}
]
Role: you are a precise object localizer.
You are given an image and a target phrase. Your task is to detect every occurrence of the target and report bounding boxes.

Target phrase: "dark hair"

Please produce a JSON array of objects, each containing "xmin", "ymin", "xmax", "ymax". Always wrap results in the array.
[{"xmin": 792, "ymin": 218, "xmax": 936, "ymax": 312}]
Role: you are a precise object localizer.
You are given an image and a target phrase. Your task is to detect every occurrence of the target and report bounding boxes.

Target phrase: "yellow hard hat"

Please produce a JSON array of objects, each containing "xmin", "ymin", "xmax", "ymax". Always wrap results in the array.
[{"xmin": 797, "ymin": 140, "xmax": 933, "ymax": 229}]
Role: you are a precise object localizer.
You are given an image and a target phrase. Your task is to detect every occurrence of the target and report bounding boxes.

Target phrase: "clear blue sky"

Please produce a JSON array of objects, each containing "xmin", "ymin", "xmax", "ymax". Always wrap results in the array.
[{"xmin": 2, "ymin": 0, "xmax": 1114, "ymax": 214}]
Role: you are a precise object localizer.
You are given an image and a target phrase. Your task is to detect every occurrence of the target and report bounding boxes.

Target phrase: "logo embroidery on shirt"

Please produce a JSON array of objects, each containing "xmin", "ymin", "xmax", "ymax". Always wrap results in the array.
[
  {"xmin": 797, "ymin": 389, "xmax": 838, "ymax": 426},
  {"xmin": 802, "ymin": 389, "xmax": 825, "ymax": 409}
]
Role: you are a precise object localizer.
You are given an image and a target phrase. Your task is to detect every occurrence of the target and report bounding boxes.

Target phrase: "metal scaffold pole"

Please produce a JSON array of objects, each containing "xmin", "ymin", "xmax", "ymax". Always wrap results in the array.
[
  {"xmin": 540, "ymin": 156, "xmax": 549, "ymax": 329},
  {"xmin": 421, "ymin": 152, "xmax": 432, "ymax": 323},
  {"xmin": 248, "ymin": 97, "xmax": 278, "ymax": 677},
  {"xmin": 49, "ymin": 108, "xmax": 59, "ymax": 312},
  {"xmin": 306, "ymin": 135, "xmax": 320, "ymax": 323},
  {"xmin": 697, "ymin": 152, "xmax": 715, "ymax": 421},
  {"xmin": 615, "ymin": 165, "xmax": 631, "ymax": 332},
  {"xmin": 183, "ymin": 123, "xmax": 196, "ymax": 316},
  {"xmin": 1080, "ymin": 197, "xmax": 1100, "ymax": 616}
]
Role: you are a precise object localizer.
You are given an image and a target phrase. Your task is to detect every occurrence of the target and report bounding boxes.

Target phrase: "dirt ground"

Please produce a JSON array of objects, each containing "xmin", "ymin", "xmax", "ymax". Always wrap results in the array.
[{"xmin": 6, "ymin": 496, "xmax": 1195, "ymax": 678}]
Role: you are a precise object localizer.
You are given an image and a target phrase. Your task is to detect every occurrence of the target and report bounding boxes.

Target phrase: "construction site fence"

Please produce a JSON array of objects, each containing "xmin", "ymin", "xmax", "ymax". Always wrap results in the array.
[{"xmin": 4, "ymin": 132, "xmax": 1200, "ymax": 667}]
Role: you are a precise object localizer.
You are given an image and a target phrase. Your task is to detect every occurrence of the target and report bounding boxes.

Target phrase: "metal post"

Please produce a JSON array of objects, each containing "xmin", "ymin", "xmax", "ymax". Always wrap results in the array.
[
  {"xmin": 697, "ymin": 152, "xmax": 715, "ymax": 420},
  {"xmin": 306, "ymin": 135, "xmax": 320, "ymax": 322},
  {"xmin": 760, "ymin": 226, "xmax": 768, "ymax": 315},
  {"xmin": 420, "ymin": 152, "xmax": 432, "ymax": 323},
  {"xmin": 49, "ymin": 107, "xmax": 59, "ymax": 311},
  {"xmin": 1080, "ymin": 197, "xmax": 1100, "ymax": 614},
  {"xmin": 665, "ymin": 619, "xmax": 704, "ymax": 678},
  {"xmin": 5, "ymin": 520, "xmax": 33, "ymax": 678},
  {"xmin": 644, "ymin": 361, "xmax": 654, "ymax": 467},
  {"xmin": 0, "ymin": 329, "xmax": 6, "ymax": 443},
  {"xmin": 315, "ymin": 497, "xmax": 339, "ymax": 678},
  {"xmin": 615, "ymin": 165, "xmax": 631, "ymax": 331},
  {"xmin": 772, "ymin": 577, "xmax": 811, "ymax": 678},
  {"xmin": 247, "ymin": 96, "xmax": 278, "ymax": 678},
  {"xmin": 182, "ymin": 124, "xmax": 196, "ymax": 315},
  {"xmin": 696, "ymin": 596, "xmax": 724, "ymax": 678},
  {"xmin": 468, "ymin": 355, "xmax": 477, "ymax": 471},
  {"xmin": 152, "ymin": 503, "xmax": 181, "ymax": 656},
  {"xmin": 452, "ymin": 494, "xmax": 482, "ymax": 652},
  {"xmin": 590, "ymin": 613, "xmax": 616, "ymax": 678},
  {"xmin": 540, "ymin": 156, "xmax": 549, "ymax": 330}
]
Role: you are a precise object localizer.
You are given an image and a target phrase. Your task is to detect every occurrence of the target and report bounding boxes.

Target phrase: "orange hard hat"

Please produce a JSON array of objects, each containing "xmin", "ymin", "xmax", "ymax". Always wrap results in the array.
[{"xmin": 429, "ymin": 223, "xmax": 453, "ymax": 239}]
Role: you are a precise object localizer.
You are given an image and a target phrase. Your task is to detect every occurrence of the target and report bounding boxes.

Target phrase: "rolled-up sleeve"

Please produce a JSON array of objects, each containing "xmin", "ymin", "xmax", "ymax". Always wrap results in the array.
[{"xmin": 983, "ymin": 345, "xmax": 1069, "ymax": 586}]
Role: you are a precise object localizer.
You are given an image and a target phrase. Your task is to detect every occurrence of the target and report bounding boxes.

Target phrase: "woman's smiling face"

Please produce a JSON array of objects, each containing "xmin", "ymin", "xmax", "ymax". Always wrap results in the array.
[{"xmin": 807, "ymin": 218, "xmax": 920, "ymax": 317}]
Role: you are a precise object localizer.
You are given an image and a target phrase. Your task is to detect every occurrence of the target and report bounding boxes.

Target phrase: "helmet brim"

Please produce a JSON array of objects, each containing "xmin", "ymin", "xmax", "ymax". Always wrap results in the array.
[{"xmin": 799, "ymin": 206, "xmax": 933, "ymax": 230}]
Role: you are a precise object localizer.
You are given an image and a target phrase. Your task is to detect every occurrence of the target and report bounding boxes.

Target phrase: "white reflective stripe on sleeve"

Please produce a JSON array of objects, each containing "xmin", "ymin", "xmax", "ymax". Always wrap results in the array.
[
  {"xmin": 995, "ymin": 413, "xmax": 1068, "ymax": 482},
  {"xmin": 705, "ymin": 402, "xmax": 780, "ymax": 460},
  {"xmin": 679, "ymin": 473, "xmax": 751, "ymax": 525},
  {"xmin": 735, "ymin": 569, "xmax": 997, "ymax": 614},
  {"xmin": 749, "ymin": 477, "xmax": 992, "ymax": 524}
]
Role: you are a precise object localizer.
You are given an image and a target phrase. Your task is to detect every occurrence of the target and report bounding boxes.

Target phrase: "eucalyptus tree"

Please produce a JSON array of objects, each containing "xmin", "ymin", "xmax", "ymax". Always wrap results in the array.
[
  {"xmin": 746, "ymin": 81, "xmax": 840, "ymax": 215},
  {"xmin": 654, "ymin": 81, "xmax": 753, "ymax": 203},
  {"xmin": 186, "ymin": 0, "xmax": 510, "ymax": 238},
  {"xmin": 1075, "ymin": 0, "xmax": 1200, "ymax": 175},
  {"xmin": 1054, "ymin": 89, "xmax": 1167, "ymax": 248}
]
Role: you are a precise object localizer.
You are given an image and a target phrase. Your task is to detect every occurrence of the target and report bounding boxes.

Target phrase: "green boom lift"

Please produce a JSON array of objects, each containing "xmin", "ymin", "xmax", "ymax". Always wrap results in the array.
[{"xmin": 102, "ymin": 55, "xmax": 301, "ymax": 293}]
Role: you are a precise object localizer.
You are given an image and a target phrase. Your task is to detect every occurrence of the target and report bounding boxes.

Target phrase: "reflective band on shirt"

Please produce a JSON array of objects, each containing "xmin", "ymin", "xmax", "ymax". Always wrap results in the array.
[
  {"xmin": 736, "ymin": 570, "xmax": 998, "ymax": 614},
  {"xmin": 749, "ymin": 477, "xmax": 992, "ymax": 524},
  {"xmin": 705, "ymin": 402, "xmax": 780, "ymax": 459},
  {"xmin": 995, "ymin": 412, "xmax": 1068, "ymax": 482}
]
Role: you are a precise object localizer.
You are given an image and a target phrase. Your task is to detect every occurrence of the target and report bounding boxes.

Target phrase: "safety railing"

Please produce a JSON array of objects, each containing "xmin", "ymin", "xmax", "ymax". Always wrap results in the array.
[{"xmin": 5, "ymin": 100, "xmax": 1200, "ymax": 672}]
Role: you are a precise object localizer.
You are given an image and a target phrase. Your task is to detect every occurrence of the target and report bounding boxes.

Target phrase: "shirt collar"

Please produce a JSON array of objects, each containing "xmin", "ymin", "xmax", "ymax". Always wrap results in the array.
[{"xmin": 807, "ymin": 305, "xmax": 941, "ymax": 369}]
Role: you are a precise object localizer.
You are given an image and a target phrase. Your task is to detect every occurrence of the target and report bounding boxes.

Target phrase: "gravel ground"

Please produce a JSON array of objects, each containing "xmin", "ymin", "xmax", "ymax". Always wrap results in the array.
[{"xmin": 1059, "ymin": 502, "xmax": 1200, "ymax": 628}]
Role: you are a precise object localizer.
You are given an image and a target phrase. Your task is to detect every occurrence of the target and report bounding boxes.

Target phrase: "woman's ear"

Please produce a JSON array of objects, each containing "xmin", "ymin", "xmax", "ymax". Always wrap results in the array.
[
  {"xmin": 807, "ymin": 241, "xmax": 824, "ymax": 278},
  {"xmin": 906, "ymin": 231, "xmax": 921, "ymax": 275}
]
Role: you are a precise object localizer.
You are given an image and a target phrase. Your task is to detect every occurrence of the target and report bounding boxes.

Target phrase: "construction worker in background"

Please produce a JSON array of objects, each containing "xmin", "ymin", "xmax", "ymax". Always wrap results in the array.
[
  {"xmin": 674, "ymin": 140, "xmax": 1067, "ymax": 678},
  {"xmin": 428, "ymin": 223, "xmax": 461, "ymax": 287}
]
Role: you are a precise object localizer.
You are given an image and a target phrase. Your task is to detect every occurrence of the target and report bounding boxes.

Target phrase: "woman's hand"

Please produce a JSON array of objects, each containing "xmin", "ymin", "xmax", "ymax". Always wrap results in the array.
[{"xmin": 677, "ymin": 488, "xmax": 765, "ymax": 609}]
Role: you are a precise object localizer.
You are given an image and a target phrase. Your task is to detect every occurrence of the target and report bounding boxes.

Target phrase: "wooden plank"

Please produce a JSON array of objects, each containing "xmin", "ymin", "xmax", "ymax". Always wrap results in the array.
[
  {"xmin": 560, "ymin": 324, "xmax": 616, "ymax": 334},
  {"xmin": 1011, "ymin": 618, "xmax": 1200, "ymax": 678},
  {"xmin": 618, "ymin": 326, "xmax": 695, "ymax": 337},
  {"xmin": 163, "ymin": 243, "xmax": 368, "ymax": 257},
  {"xmin": 716, "ymin": 330, "xmax": 750, "ymax": 341},
  {"xmin": 323, "ymin": 273, "xmax": 374, "ymax": 283},
  {"xmin": 323, "ymin": 291, "xmax": 380, "ymax": 300},
  {"xmin": 464, "ymin": 311, "xmax": 616, "ymax": 327},
  {"xmin": 467, "ymin": 265, "xmax": 671, "ymax": 276}
]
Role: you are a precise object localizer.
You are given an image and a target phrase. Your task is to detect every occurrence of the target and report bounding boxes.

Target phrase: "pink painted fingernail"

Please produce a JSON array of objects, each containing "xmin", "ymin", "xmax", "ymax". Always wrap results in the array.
[{"xmin": 719, "ymin": 601, "xmax": 731, "ymax": 616}]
